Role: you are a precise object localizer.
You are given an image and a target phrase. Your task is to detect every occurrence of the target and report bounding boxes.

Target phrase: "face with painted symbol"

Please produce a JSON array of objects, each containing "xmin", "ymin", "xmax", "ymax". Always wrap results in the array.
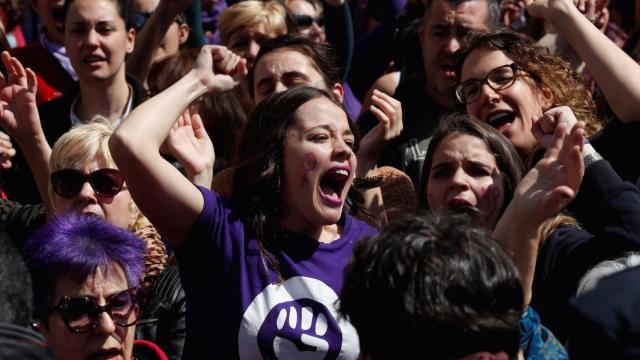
[
  {"xmin": 280, "ymin": 96, "xmax": 356, "ymax": 232},
  {"xmin": 426, "ymin": 133, "xmax": 506, "ymax": 229}
]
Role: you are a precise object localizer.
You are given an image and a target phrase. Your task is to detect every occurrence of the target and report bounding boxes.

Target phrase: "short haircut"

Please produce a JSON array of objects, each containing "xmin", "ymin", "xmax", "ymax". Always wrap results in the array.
[
  {"xmin": 249, "ymin": 34, "xmax": 342, "ymax": 99},
  {"xmin": 219, "ymin": 0, "xmax": 287, "ymax": 45},
  {"xmin": 25, "ymin": 213, "xmax": 145, "ymax": 324},
  {"xmin": 340, "ymin": 213, "xmax": 523, "ymax": 359},
  {"xmin": 48, "ymin": 118, "xmax": 115, "ymax": 206}
]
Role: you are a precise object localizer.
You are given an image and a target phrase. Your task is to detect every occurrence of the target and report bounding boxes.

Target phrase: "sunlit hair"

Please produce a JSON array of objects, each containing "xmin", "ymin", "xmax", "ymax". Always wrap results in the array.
[
  {"xmin": 25, "ymin": 213, "xmax": 145, "ymax": 325},
  {"xmin": 456, "ymin": 30, "xmax": 602, "ymax": 137},
  {"xmin": 48, "ymin": 117, "xmax": 115, "ymax": 207},
  {"xmin": 419, "ymin": 113, "xmax": 525, "ymax": 221},
  {"xmin": 220, "ymin": 0, "xmax": 287, "ymax": 45}
]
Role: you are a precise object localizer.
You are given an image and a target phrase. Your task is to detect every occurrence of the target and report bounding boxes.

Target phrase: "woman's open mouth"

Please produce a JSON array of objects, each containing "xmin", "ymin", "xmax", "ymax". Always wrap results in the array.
[
  {"xmin": 318, "ymin": 166, "xmax": 350, "ymax": 207},
  {"xmin": 486, "ymin": 111, "xmax": 516, "ymax": 133}
]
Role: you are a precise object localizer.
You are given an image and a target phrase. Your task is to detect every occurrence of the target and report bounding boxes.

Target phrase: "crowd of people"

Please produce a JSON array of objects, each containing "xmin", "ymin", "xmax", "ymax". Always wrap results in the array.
[{"xmin": 1, "ymin": 0, "xmax": 640, "ymax": 358}]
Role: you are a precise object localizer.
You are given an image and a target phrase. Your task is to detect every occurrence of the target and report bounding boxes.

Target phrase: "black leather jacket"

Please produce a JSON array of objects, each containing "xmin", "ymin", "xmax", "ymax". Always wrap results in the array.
[{"xmin": 136, "ymin": 266, "xmax": 186, "ymax": 360}]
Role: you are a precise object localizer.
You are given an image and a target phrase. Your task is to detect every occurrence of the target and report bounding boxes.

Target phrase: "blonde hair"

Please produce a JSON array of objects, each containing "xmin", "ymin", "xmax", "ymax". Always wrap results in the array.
[
  {"xmin": 220, "ymin": 0, "xmax": 287, "ymax": 45},
  {"xmin": 48, "ymin": 117, "xmax": 141, "ymax": 224},
  {"xmin": 49, "ymin": 116, "xmax": 167, "ymax": 287}
]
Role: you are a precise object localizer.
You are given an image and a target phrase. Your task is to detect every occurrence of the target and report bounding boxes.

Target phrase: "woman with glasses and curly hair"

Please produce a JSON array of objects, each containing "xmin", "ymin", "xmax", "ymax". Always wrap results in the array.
[
  {"xmin": 456, "ymin": 0, "xmax": 640, "ymax": 184},
  {"xmin": 453, "ymin": 1, "xmax": 640, "ymax": 341}
]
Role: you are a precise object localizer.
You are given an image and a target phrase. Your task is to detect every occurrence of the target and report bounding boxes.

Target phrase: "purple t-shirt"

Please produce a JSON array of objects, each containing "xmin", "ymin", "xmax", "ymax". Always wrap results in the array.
[{"xmin": 176, "ymin": 187, "xmax": 377, "ymax": 359}]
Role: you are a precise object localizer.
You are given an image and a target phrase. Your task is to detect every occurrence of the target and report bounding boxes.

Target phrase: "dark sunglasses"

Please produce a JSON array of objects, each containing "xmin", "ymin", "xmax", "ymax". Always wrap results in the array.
[
  {"xmin": 50, "ymin": 168, "xmax": 125, "ymax": 199},
  {"xmin": 49, "ymin": 287, "xmax": 140, "ymax": 334},
  {"xmin": 293, "ymin": 14, "xmax": 324, "ymax": 28}
]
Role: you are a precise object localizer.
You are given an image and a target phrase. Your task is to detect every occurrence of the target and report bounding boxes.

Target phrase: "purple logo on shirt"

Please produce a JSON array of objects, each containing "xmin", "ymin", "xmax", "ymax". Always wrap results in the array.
[
  {"xmin": 257, "ymin": 298, "xmax": 342, "ymax": 359},
  {"xmin": 238, "ymin": 276, "xmax": 360, "ymax": 359}
]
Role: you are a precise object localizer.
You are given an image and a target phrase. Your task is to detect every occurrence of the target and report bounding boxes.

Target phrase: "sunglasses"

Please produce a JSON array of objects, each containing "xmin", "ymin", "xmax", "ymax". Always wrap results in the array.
[
  {"xmin": 49, "ymin": 287, "xmax": 140, "ymax": 334},
  {"xmin": 50, "ymin": 168, "xmax": 125, "ymax": 199},
  {"xmin": 293, "ymin": 14, "xmax": 324, "ymax": 28}
]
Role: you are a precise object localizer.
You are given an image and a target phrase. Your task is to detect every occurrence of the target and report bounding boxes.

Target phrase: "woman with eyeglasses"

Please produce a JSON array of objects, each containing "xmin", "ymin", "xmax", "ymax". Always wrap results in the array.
[
  {"xmin": 456, "ymin": 0, "xmax": 640, "ymax": 185},
  {"xmin": 453, "ymin": 18, "xmax": 640, "ymax": 340},
  {"xmin": 285, "ymin": 0, "xmax": 327, "ymax": 44},
  {"xmin": 0, "ymin": 51, "xmax": 194, "ymax": 358},
  {"xmin": 419, "ymin": 109, "xmax": 640, "ymax": 347},
  {"xmin": 24, "ymin": 213, "xmax": 167, "ymax": 360}
]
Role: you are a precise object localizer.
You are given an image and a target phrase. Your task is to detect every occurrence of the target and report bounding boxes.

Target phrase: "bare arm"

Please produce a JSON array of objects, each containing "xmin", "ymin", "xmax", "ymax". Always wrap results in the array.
[
  {"xmin": 110, "ymin": 46, "xmax": 246, "ymax": 248},
  {"xmin": 355, "ymin": 90, "xmax": 403, "ymax": 225},
  {"xmin": 0, "ymin": 52, "xmax": 52, "ymax": 213},
  {"xmin": 494, "ymin": 106, "xmax": 585, "ymax": 307},
  {"xmin": 527, "ymin": 0, "xmax": 640, "ymax": 123},
  {"xmin": 126, "ymin": 0, "xmax": 192, "ymax": 84}
]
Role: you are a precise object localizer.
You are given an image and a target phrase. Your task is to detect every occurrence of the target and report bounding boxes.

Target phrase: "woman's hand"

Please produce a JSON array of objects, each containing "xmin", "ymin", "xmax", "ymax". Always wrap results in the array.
[
  {"xmin": 193, "ymin": 45, "xmax": 248, "ymax": 94},
  {"xmin": 532, "ymin": 106, "xmax": 579, "ymax": 149},
  {"xmin": 0, "ymin": 130, "xmax": 15, "ymax": 169},
  {"xmin": 501, "ymin": 0, "xmax": 526, "ymax": 27},
  {"xmin": 526, "ymin": 0, "xmax": 607, "ymax": 24},
  {"xmin": 518, "ymin": 111, "xmax": 585, "ymax": 221},
  {"xmin": 356, "ymin": 90, "xmax": 403, "ymax": 176},
  {"xmin": 0, "ymin": 51, "xmax": 43, "ymax": 145},
  {"xmin": 161, "ymin": 109, "xmax": 215, "ymax": 188}
]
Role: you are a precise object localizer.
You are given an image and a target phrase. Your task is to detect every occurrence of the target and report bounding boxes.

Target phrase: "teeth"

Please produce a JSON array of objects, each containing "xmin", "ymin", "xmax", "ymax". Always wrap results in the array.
[{"xmin": 334, "ymin": 169, "xmax": 349, "ymax": 176}]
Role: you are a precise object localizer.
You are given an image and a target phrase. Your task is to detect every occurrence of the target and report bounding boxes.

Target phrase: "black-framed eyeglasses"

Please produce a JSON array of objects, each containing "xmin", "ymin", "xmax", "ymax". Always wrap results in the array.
[
  {"xmin": 50, "ymin": 168, "xmax": 125, "ymax": 199},
  {"xmin": 455, "ymin": 63, "xmax": 519, "ymax": 105},
  {"xmin": 49, "ymin": 287, "xmax": 140, "ymax": 334},
  {"xmin": 293, "ymin": 14, "xmax": 324, "ymax": 28}
]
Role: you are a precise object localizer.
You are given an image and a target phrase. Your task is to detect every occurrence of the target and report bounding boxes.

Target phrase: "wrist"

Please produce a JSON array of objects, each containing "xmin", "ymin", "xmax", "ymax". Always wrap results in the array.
[
  {"xmin": 352, "ymin": 174, "xmax": 383, "ymax": 190},
  {"xmin": 583, "ymin": 151, "xmax": 603, "ymax": 169}
]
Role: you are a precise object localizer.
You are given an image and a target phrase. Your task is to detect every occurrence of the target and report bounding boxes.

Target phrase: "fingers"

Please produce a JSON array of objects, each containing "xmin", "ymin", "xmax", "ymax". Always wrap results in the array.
[
  {"xmin": 544, "ymin": 117, "xmax": 569, "ymax": 160},
  {"xmin": 370, "ymin": 90, "xmax": 402, "ymax": 139},
  {"xmin": 557, "ymin": 121, "xmax": 584, "ymax": 164},
  {"xmin": 26, "ymin": 68, "xmax": 37, "ymax": 94}
]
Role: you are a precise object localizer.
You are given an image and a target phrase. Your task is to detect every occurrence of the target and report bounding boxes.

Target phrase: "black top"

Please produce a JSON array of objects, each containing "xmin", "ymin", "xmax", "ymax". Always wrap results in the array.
[
  {"xmin": 357, "ymin": 72, "xmax": 449, "ymax": 187},
  {"xmin": 531, "ymin": 159, "xmax": 640, "ymax": 342}
]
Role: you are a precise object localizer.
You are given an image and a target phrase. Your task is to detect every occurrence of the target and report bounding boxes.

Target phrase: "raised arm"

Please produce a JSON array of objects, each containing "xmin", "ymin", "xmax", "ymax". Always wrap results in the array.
[
  {"xmin": 526, "ymin": 0, "xmax": 640, "ymax": 123},
  {"xmin": 161, "ymin": 109, "xmax": 215, "ymax": 188},
  {"xmin": 0, "ymin": 52, "xmax": 52, "ymax": 213},
  {"xmin": 354, "ymin": 89, "xmax": 403, "ymax": 225},
  {"xmin": 494, "ymin": 106, "xmax": 585, "ymax": 306},
  {"xmin": 110, "ymin": 46, "xmax": 246, "ymax": 248},
  {"xmin": 126, "ymin": 0, "xmax": 192, "ymax": 84}
]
